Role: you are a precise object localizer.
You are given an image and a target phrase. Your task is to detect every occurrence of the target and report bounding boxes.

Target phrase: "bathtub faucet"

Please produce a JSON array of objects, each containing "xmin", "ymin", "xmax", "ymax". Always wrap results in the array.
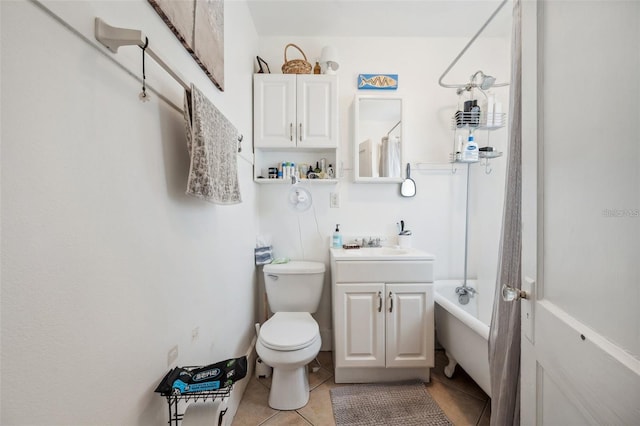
[{"xmin": 455, "ymin": 285, "xmax": 476, "ymax": 305}]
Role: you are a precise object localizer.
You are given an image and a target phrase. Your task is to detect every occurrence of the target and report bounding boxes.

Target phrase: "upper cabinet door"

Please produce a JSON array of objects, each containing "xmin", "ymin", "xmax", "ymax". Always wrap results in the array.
[
  {"xmin": 296, "ymin": 75, "xmax": 338, "ymax": 148},
  {"xmin": 254, "ymin": 74, "xmax": 296, "ymax": 148}
]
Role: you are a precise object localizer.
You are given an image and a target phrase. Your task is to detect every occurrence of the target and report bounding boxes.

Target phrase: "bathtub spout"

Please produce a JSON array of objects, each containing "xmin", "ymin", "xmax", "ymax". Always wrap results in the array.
[{"xmin": 455, "ymin": 285, "xmax": 476, "ymax": 305}]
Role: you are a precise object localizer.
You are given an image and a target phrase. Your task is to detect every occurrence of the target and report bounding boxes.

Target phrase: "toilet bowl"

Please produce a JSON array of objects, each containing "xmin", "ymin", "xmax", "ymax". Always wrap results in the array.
[
  {"xmin": 256, "ymin": 312, "xmax": 322, "ymax": 410},
  {"xmin": 256, "ymin": 261, "xmax": 325, "ymax": 410}
]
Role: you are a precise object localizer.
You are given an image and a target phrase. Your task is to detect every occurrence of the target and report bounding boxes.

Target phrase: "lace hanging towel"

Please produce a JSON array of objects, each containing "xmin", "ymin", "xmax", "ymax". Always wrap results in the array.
[{"xmin": 184, "ymin": 84, "xmax": 242, "ymax": 204}]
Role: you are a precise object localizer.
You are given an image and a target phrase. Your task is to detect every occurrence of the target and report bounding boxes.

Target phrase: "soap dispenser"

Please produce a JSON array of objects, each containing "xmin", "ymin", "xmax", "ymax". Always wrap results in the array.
[{"xmin": 332, "ymin": 224, "xmax": 342, "ymax": 248}]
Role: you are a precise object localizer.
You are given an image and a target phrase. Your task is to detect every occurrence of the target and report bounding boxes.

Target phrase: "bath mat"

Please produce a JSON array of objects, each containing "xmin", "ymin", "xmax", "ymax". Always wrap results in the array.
[{"xmin": 330, "ymin": 381, "xmax": 452, "ymax": 426}]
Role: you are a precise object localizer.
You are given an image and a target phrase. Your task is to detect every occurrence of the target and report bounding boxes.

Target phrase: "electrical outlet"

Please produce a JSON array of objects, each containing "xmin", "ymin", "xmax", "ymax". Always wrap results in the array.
[
  {"xmin": 330, "ymin": 192, "xmax": 340, "ymax": 208},
  {"xmin": 167, "ymin": 345, "xmax": 179, "ymax": 366},
  {"xmin": 192, "ymin": 326, "xmax": 200, "ymax": 342}
]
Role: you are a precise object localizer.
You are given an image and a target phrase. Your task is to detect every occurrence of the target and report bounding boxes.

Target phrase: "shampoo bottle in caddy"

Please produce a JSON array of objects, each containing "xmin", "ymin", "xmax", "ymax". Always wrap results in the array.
[
  {"xmin": 332, "ymin": 224, "xmax": 342, "ymax": 248},
  {"xmin": 461, "ymin": 132, "xmax": 479, "ymax": 162}
]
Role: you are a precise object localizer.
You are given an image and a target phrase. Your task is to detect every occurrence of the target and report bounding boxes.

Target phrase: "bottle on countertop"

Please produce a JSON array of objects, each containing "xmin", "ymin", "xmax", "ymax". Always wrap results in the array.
[
  {"xmin": 332, "ymin": 224, "xmax": 342, "ymax": 249},
  {"xmin": 313, "ymin": 61, "xmax": 321, "ymax": 75}
]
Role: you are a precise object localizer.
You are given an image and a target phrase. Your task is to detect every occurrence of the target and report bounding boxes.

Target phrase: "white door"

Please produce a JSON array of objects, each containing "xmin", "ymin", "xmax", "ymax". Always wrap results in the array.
[
  {"xmin": 296, "ymin": 75, "xmax": 338, "ymax": 148},
  {"xmin": 520, "ymin": 1, "xmax": 640, "ymax": 424},
  {"xmin": 334, "ymin": 284, "xmax": 385, "ymax": 368},
  {"xmin": 385, "ymin": 283, "xmax": 434, "ymax": 368},
  {"xmin": 253, "ymin": 74, "xmax": 296, "ymax": 148}
]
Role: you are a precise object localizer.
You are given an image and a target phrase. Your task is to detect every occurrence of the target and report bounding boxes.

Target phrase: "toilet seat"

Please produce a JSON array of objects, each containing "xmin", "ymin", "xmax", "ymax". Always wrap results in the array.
[{"xmin": 259, "ymin": 312, "xmax": 319, "ymax": 351}]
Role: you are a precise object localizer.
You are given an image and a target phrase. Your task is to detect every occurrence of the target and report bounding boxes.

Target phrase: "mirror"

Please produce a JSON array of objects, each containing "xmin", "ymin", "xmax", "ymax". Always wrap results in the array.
[
  {"xmin": 354, "ymin": 95, "xmax": 403, "ymax": 183},
  {"xmin": 400, "ymin": 163, "xmax": 416, "ymax": 197}
]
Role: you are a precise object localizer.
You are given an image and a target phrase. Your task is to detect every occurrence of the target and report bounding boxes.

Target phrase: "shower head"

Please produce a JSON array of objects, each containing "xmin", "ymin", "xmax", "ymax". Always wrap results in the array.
[
  {"xmin": 471, "ymin": 70, "xmax": 496, "ymax": 90},
  {"xmin": 455, "ymin": 70, "xmax": 504, "ymax": 95},
  {"xmin": 480, "ymin": 74, "xmax": 496, "ymax": 90}
]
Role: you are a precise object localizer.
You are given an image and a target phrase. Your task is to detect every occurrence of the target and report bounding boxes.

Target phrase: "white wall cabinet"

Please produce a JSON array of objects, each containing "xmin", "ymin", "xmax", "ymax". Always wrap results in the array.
[
  {"xmin": 253, "ymin": 74, "xmax": 339, "ymax": 183},
  {"xmin": 330, "ymin": 251, "xmax": 435, "ymax": 383}
]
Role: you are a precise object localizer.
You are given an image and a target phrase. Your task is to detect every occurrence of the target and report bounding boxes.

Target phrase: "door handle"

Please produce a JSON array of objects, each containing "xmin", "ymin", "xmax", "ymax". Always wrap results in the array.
[
  {"xmin": 388, "ymin": 291, "xmax": 394, "ymax": 313},
  {"xmin": 501, "ymin": 284, "xmax": 528, "ymax": 302},
  {"xmin": 377, "ymin": 291, "xmax": 382, "ymax": 312},
  {"xmin": 299, "ymin": 123, "xmax": 302, "ymax": 141},
  {"xmin": 290, "ymin": 123, "xmax": 293, "ymax": 141}
]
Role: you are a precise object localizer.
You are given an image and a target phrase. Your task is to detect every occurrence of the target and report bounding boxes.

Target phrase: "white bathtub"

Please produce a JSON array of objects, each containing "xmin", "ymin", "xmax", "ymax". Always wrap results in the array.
[{"xmin": 434, "ymin": 280, "xmax": 493, "ymax": 397}]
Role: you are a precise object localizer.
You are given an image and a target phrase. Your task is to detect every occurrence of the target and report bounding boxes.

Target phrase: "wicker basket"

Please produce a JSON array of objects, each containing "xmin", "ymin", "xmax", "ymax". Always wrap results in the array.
[{"xmin": 281, "ymin": 43, "xmax": 312, "ymax": 74}]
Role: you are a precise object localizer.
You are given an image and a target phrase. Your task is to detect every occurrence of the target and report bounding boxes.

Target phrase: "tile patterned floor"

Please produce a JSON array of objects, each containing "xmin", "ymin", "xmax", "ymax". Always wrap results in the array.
[{"xmin": 232, "ymin": 350, "xmax": 490, "ymax": 426}]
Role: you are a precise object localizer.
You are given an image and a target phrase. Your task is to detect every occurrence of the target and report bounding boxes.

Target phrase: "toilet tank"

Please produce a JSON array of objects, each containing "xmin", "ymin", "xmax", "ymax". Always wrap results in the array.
[{"xmin": 263, "ymin": 261, "xmax": 325, "ymax": 313}]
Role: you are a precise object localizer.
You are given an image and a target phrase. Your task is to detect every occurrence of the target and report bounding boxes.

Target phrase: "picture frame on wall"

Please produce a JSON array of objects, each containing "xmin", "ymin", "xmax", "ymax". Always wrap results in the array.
[
  {"xmin": 256, "ymin": 56, "xmax": 270, "ymax": 74},
  {"xmin": 148, "ymin": 0, "xmax": 225, "ymax": 91},
  {"xmin": 357, "ymin": 74, "xmax": 399, "ymax": 90}
]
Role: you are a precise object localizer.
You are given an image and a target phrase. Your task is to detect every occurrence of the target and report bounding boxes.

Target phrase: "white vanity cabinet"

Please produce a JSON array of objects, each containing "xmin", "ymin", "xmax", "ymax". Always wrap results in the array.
[{"xmin": 330, "ymin": 248, "xmax": 435, "ymax": 383}]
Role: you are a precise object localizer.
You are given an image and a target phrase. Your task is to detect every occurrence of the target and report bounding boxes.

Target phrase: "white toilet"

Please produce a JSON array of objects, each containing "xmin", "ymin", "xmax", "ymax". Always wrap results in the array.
[{"xmin": 256, "ymin": 261, "xmax": 325, "ymax": 410}]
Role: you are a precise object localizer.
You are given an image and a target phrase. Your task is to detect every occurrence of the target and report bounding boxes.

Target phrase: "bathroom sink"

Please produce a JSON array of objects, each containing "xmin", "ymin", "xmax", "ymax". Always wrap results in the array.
[
  {"xmin": 376, "ymin": 248, "xmax": 409, "ymax": 255},
  {"xmin": 330, "ymin": 247, "xmax": 434, "ymax": 261}
]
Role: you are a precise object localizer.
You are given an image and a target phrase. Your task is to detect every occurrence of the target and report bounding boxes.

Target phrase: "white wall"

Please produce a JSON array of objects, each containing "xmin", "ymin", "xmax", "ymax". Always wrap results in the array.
[
  {"xmin": 255, "ymin": 36, "xmax": 510, "ymax": 347},
  {"xmin": 1, "ymin": 0, "xmax": 258, "ymax": 424}
]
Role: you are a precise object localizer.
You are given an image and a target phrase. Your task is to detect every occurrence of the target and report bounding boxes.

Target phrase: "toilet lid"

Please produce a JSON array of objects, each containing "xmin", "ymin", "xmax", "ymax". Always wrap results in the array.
[{"xmin": 259, "ymin": 312, "xmax": 320, "ymax": 351}]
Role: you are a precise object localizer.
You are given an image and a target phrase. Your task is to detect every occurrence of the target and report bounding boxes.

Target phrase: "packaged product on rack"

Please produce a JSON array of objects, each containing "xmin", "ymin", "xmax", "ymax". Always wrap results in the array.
[{"xmin": 155, "ymin": 356, "xmax": 248, "ymax": 396}]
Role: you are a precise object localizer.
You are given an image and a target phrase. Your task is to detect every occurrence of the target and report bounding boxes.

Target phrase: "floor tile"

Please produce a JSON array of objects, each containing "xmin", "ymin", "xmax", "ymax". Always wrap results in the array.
[
  {"xmin": 297, "ymin": 381, "xmax": 337, "ymax": 426},
  {"xmin": 431, "ymin": 349, "xmax": 489, "ymax": 401},
  {"xmin": 425, "ymin": 379, "xmax": 487, "ymax": 426},
  {"xmin": 260, "ymin": 411, "xmax": 312, "ymax": 425},
  {"xmin": 308, "ymin": 364, "xmax": 333, "ymax": 390},
  {"xmin": 232, "ymin": 378, "xmax": 278, "ymax": 426},
  {"xmin": 234, "ymin": 352, "xmax": 491, "ymax": 426},
  {"xmin": 256, "ymin": 374, "xmax": 272, "ymax": 389},
  {"xmin": 477, "ymin": 401, "xmax": 491, "ymax": 426},
  {"xmin": 316, "ymin": 350, "xmax": 334, "ymax": 371}
]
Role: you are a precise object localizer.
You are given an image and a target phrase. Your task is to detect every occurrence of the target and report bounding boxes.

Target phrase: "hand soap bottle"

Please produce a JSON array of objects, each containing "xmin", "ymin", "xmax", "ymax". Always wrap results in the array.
[{"xmin": 332, "ymin": 224, "xmax": 342, "ymax": 248}]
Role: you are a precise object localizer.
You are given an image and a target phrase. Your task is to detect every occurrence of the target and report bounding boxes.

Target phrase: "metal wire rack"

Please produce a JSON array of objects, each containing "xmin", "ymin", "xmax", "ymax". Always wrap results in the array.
[{"xmin": 161, "ymin": 386, "xmax": 232, "ymax": 426}]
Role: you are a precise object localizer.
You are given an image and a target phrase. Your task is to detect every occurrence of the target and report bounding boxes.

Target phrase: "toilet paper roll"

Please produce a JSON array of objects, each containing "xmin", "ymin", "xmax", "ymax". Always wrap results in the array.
[{"xmin": 182, "ymin": 399, "xmax": 228, "ymax": 426}]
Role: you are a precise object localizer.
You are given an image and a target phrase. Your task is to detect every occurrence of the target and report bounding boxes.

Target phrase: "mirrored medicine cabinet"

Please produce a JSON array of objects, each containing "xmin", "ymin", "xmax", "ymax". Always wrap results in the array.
[{"xmin": 353, "ymin": 95, "xmax": 403, "ymax": 183}]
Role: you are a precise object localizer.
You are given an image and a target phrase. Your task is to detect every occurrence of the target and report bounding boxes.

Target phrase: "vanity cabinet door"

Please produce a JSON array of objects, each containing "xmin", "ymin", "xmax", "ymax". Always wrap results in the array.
[
  {"xmin": 334, "ymin": 283, "xmax": 385, "ymax": 368},
  {"xmin": 385, "ymin": 283, "xmax": 434, "ymax": 368}
]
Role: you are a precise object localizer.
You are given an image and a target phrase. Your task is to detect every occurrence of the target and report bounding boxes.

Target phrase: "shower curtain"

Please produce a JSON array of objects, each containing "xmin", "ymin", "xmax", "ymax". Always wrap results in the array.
[{"xmin": 488, "ymin": 0, "xmax": 522, "ymax": 425}]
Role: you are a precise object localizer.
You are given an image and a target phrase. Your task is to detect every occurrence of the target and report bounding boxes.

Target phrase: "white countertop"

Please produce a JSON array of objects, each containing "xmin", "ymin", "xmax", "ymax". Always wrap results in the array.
[{"xmin": 330, "ymin": 247, "xmax": 435, "ymax": 261}]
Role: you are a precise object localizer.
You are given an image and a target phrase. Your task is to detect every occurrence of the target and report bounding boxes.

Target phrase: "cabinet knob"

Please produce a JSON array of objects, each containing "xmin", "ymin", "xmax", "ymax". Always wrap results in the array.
[
  {"xmin": 290, "ymin": 123, "xmax": 293, "ymax": 141},
  {"xmin": 377, "ymin": 291, "xmax": 382, "ymax": 312},
  {"xmin": 389, "ymin": 291, "xmax": 394, "ymax": 313},
  {"xmin": 299, "ymin": 123, "xmax": 303, "ymax": 142}
]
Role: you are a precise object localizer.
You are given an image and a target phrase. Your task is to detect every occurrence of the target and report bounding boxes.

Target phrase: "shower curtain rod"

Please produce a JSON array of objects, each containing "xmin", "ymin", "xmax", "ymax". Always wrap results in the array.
[
  {"xmin": 438, "ymin": 0, "xmax": 510, "ymax": 89},
  {"xmin": 94, "ymin": 18, "xmax": 190, "ymax": 91}
]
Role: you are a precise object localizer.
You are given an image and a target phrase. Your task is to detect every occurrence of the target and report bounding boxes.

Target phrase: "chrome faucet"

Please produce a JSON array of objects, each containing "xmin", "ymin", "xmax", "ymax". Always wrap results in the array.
[
  {"xmin": 455, "ymin": 285, "xmax": 477, "ymax": 305},
  {"xmin": 360, "ymin": 237, "xmax": 381, "ymax": 247}
]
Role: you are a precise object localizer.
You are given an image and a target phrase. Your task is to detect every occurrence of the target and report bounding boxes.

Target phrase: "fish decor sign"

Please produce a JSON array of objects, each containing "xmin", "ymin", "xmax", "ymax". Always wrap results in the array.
[{"xmin": 358, "ymin": 74, "xmax": 398, "ymax": 90}]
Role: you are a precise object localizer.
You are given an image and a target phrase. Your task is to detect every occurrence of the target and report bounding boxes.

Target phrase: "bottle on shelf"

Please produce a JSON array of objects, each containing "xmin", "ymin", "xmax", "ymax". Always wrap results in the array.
[
  {"xmin": 461, "ymin": 132, "xmax": 479, "ymax": 162},
  {"xmin": 327, "ymin": 164, "xmax": 335, "ymax": 178}
]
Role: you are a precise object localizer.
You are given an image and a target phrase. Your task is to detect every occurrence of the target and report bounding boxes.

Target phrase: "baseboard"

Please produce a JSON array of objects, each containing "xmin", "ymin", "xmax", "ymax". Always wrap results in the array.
[{"xmin": 223, "ymin": 335, "xmax": 257, "ymax": 425}]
